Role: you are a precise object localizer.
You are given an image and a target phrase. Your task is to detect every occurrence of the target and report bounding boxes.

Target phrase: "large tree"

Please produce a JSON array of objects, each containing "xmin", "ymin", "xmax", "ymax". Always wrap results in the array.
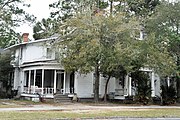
[
  {"xmin": 0, "ymin": 0, "xmax": 34, "ymax": 98},
  {"xmin": 0, "ymin": 52, "xmax": 13, "ymax": 98},
  {"xmin": 126, "ymin": 0, "xmax": 160, "ymax": 17},
  {"xmin": 54, "ymin": 0, "xmax": 176, "ymax": 103},
  {"xmin": 145, "ymin": 0, "xmax": 180, "ymax": 101},
  {"xmin": 33, "ymin": 0, "xmax": 81, "ymax": 40},
  {"xmin": 0, "ymin": 0, "xmax": 34, "ymax": 48},
  {"xmin": 33, "ymin": 18, "xmax": 59, "ymax": 40},
  {"xmin": 56, "ymin": 10, "xmax": 139, "ymax": 102}
]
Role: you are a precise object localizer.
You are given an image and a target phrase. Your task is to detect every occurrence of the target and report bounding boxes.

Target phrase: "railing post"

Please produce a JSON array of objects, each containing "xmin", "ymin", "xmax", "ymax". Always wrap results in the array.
[
  {"xmin": 45, "ymin": 88, "xmax": 47, "ymax": 94},
  {"xmin": 52, "ymin": 88, "xmax": 54, "ymax": 94}
]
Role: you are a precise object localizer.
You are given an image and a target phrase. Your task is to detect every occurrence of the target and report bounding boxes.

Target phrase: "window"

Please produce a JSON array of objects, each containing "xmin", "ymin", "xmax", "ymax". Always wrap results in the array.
[
  {"xmin": 46, "ymin": 48, "xmax": 52, "ymax": 59},
  {"xmin": 20, "ymin": 47, "xmax": 23, "ymax": 59}
]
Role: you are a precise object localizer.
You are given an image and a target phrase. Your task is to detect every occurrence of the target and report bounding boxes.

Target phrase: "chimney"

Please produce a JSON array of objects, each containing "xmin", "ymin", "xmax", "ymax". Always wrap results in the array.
[{"xmin": 22, "ymin": 33, "xmax": 29, "ymax": 42}]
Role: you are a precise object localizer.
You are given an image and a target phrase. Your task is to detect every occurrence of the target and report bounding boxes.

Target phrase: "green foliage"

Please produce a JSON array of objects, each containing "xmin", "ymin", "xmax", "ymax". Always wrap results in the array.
[
  {"xmin": 0, "ymin": 53, "xmax": 13, "ymax": 82},
  {"xmin": 126, "ymin": 0, "xmax": 160, "ymax": 17},
  {"xmin": 57, "ymin": 12, "xmax": 138, "ymax": 73},
  {"xmin": 47, "ymin": 0, "xmax": 110, "ymax": 40},
  {"xmin": 0, "ymin": 0, "xmax": 35, "ymax": 48},
  {"xmin": 131, "ymin": 71, "xmax": 151, "ymax": 105},
  {"xmin": 145, "ymin": 0, "xmax": 180, "ymax": 99},
  {"xmin": 145, "ymin": 1, "xmax": 180, "ymax": 59},
  {"xmin": 55, "ymin": 9, "xmax": 139, "ymax": 102},
  {"xmin": 0, "ymin": 52, "xmax": 13, "ymax": 98},
  {"xmin": 54, "ymin": 0, "xmax": 176, "ymax": 102},
  {"xmin": 137, "ymin": 34, "xmax": 176, "ymax": 76},
  {"xmin": 146, "ymin": 1, "xmax": 180, "ymax": 36},
  {"xmin": 49, "ymin": 0, "xmax": 78, "ymax": 21},
  {"xmin": 161, "ymin": 84, "xmax": 176, "ymax": 105},
  {"xmin": 33, "ymin": 18, "xmax": 59, "ymax": 40}
]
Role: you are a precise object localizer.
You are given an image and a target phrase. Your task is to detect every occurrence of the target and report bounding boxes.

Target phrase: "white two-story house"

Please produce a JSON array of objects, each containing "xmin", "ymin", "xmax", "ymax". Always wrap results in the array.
[{"xmin": 5, "ymin": 33, "xmax": 160, "ymax": 101}]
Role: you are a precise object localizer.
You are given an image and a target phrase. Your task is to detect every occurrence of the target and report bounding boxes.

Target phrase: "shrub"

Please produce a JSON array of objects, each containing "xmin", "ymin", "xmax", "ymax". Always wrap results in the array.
[{"xmin": 161, "ymin": 84, "xmax": 176, "ymax": 105}]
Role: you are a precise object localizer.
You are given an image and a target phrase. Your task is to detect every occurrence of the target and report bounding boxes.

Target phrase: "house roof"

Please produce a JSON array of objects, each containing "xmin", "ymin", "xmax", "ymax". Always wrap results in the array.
[{"xmin": 4, "ymin": 36, "xmax": 58, "ymax": 51}]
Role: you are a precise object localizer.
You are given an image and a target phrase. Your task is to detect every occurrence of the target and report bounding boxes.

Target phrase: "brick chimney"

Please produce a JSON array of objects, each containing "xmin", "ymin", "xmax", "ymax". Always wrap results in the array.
[{"xmin": 22, "ymin": 33, "xmax": 29, "ymax": 42}]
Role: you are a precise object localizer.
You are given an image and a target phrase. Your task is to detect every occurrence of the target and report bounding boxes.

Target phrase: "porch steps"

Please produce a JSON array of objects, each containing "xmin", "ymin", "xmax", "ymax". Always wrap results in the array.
[
  {"xmin": 54, "ymin": 94, "xmax": 72, "ymax": 103},
  {"xmin": 114, "ymin": 95, "xmax": 125, "ymax": 100}
]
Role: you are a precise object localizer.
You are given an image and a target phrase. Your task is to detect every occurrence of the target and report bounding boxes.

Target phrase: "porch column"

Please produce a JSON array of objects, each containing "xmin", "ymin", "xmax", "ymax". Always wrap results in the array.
[
  {"xmin": 125, "ymin": 75, "xmax": 129, "ymax": 96},
  {"xmin": 33, "ymin": 70, "xmax": 36, "ymax": 93},
  {"xmin": 41, "ymin": 69, "xmax": 44, "ymax": 94},
  {"xmin": 74, "ymin": 72, "xmax": 78, "ymax": 94},
  {"xmin": 167, "ymin": 77, "xmax": 170, "ymax": 87},
  {"xmin": 63, "ymin": 72, "xmax": 66, "ymax": 94},
  {"xmin": 128, "ymin": 76, "xmax": 132, "ymax": 96},
  {"xmin": 28, "ymin": 70, "xmax": 31, "ymax": 93},
  {"xmin": 20, "ymin": 70, "xmax": 24, "ymax": 93},
  {"xmin": 151, "ymin": 72, "xmax": 155, "ymax": 97},
  {"xmin": 54, "ymin": 70, "xmax": 57, "ymax": 94},
  {"xmin": 13, "ymin": 68, "xmax": 19, "ymax": 90}
]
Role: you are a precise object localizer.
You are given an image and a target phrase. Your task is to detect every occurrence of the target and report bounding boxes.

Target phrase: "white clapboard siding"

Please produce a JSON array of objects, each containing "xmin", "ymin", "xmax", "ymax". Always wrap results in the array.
[{"xmin": 76, "ymin": 73, "xmax": 93, "ymax": 98}]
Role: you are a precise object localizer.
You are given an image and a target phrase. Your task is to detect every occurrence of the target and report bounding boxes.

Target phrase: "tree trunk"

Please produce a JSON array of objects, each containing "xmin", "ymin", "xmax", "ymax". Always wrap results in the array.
[
  {"xmin": 94, "ymin": 65, "xmax": 100, "ymax": 103},
  {"xmin": 176, "ymin": 76, "xmax": 180, "ymax": 103},
  {"xmin": 104, "ymin": 76, "xmax": 111, "ymax": 102},
  {"xmin": 110, "ymin": 0, "xmax": 113, "ymax": 16},
  {"xmin": 176, "ymin": 56, "xmax": 180, "ymax": 102}
]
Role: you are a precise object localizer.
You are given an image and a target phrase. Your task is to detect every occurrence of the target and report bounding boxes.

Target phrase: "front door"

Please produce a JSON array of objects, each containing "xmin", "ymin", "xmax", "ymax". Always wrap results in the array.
[{"xmin": 69, "ymin": 72, "xmax": 74, "ymax": 93}]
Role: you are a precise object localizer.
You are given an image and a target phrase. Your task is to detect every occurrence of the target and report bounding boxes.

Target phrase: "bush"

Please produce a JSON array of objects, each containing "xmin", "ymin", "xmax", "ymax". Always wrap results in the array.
[
  {"xmin": 131, "ymin": 71, "xmax": 152, "ymax": 105},
  {"xmin": 161, "ymin": 84, "xmax": 176, "ymax": 105}
]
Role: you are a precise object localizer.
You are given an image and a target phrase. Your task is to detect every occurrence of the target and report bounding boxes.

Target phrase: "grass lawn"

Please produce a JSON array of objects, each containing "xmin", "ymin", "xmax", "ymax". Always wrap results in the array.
[{"xmin": 0, "ymin": 109, "xmax": 179, "ymax": 120}]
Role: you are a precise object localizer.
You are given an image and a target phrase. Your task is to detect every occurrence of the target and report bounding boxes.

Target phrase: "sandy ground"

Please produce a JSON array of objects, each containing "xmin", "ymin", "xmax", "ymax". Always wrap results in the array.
[
  {"xmin": 0, "ymin": 101, "xmax": 180, "ymax": 120},
  {"xmin": 0, "ymin": 102, "xmax": 180, "ymax": 112}
]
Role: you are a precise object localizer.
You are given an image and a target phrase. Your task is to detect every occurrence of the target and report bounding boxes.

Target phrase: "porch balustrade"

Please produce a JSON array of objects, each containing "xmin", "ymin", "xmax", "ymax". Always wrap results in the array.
[
  {"xmin": 44, "ymin": 88, "xmax": 54, "ymax": 94},
  {"xmin": 115, "ymin": 88, "xmax": 128, "ymax": 96},
  {"xmin": 23, "ymin": 87, "xmax": 54, "ymax": 95}
]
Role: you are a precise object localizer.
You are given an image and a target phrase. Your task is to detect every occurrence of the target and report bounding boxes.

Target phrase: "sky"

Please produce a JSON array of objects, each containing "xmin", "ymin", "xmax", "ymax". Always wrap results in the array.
[{"xmin": 16, "ymin": 0, "xmax": 57, "ymax": 40}]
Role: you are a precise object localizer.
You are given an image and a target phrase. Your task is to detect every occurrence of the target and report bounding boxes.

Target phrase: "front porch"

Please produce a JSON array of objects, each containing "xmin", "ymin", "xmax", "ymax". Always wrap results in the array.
[
  {"xmin": 109, "ymin": 71, "xmax": 157, "ymax": 100},
  {"xmin": 22, "ymin": 69, "xmax": 75, "ymax": 98}
]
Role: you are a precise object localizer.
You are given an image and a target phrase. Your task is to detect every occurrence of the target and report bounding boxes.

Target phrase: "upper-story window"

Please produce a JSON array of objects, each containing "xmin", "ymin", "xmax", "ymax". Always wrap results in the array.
[
  {"xmin": 19, "ymin": 47, "xmax": 23, "ymax": 60},
  {"xmin": 46, "ymin": 48, "xmax": 52, "ymax": 59}
]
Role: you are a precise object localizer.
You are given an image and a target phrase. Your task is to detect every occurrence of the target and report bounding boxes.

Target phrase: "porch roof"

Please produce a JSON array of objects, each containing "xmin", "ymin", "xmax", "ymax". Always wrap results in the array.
[{"xmin": 21, "ymin": 62, "xmax": 64, "ymax": 71}]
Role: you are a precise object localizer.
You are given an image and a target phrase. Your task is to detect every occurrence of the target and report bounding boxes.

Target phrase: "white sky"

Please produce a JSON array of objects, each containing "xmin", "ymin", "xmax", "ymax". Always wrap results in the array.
[{"xmin": 16, "ymin": 0, "xmax": 57, "ymax": 40}]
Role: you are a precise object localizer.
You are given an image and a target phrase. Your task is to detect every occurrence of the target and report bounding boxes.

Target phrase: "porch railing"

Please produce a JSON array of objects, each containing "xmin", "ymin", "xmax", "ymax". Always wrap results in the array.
[
  {"xmin": 44, "ymin": 88, "xmax": 54, "ymax": 94},
  {"xmin": 23, "ymin": 87, "xmax": 54, "ymax": 95},
  {"xmin": 115, "ymin": 88, "xmax": 128, "ymax": 96},
  {"xmin": 23, "ymin": 87, "xmax": 74, "ymax": 95}
]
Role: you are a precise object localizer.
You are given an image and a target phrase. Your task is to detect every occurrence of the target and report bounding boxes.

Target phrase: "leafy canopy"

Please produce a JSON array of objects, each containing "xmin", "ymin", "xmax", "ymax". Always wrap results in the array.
[
  {"xmin": 53, "ymin": 0, "xmax": 176, "ymax": 102},
  {"xmin": 0, "ymin": 0, "xmax": 35, "ymax": 48}
]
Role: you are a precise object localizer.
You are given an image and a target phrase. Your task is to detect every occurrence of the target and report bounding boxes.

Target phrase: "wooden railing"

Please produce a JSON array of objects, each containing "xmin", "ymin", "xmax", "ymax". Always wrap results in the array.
[
  {"xmin": 23, "ymin": 87, "xmax": 54, "ymax": 95},
  {"xmin": 23, "ymin": 87, "xmax": 74, "ymax": 95},
  {"xmin": 44, "ymin": 88, "xmax": 54, "ymax": 94}
]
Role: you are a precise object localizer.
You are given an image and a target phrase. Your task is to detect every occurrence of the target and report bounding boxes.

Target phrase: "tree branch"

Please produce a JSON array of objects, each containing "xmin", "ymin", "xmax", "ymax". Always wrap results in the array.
[{"xmin": 1, "ymin": 0, "xmax": 16, "ymax": 9}]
